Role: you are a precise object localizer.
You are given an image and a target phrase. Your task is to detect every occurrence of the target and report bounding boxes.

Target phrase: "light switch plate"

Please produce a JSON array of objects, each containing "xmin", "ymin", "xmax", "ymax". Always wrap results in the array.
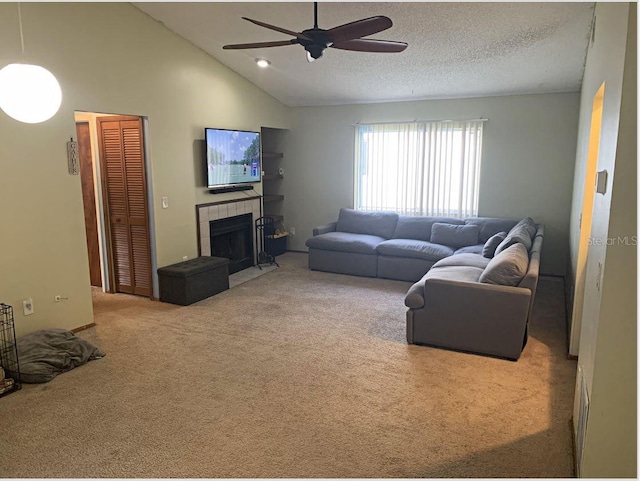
[
  {"xmin": 162, "ymin": 196, "xmax": 169, "ymax": 209},
  {"xmin": 596, "ymin": 170, "xmax": 608, "ymax": 195}
]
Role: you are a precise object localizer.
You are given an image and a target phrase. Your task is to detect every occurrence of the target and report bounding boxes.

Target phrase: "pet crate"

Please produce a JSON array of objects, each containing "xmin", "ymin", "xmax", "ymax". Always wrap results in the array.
[{"xmin": 0, "ymin": 303, "xmax": 21, "ymax": 397}]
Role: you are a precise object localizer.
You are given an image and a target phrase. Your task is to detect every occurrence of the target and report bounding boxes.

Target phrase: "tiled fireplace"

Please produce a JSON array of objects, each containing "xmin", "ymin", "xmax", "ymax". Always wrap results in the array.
[{"xmin": 196, "ymin": 197, "xmax": 262, "ymax": 268}]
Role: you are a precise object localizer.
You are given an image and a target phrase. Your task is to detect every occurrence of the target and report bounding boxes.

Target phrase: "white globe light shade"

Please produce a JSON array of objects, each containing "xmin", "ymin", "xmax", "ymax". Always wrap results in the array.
[{"xmin": 0, "ymin": 63, "xmax": 62, "ymax": 124}]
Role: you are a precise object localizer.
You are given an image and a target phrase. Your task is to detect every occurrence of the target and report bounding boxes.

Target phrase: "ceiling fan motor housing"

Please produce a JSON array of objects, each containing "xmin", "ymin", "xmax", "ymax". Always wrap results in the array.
[{"xmin": 300, "ymin": 29, "xmax": 333, "ymax": 59}]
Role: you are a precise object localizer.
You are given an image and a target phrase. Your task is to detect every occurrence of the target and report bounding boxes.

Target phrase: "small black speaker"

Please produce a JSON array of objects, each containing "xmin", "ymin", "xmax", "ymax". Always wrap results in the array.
[{"xmin": 209, "ymin": 184, "xmax": 253, "ymax": 194}]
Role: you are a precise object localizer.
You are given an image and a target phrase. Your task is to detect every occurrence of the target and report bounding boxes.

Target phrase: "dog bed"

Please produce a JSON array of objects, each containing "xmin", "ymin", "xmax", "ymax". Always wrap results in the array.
[{"xmin": 4, "ymin": 328, "xmax": 105, "ymax": 383}]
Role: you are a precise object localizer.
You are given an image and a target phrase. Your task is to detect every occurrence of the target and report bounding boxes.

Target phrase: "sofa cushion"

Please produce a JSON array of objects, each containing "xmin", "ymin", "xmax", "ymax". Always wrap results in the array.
[
  {"xmin": 404, "ymin": 263, "xmax": 484, "ymax": 309},
  {"xmin": 433, "ymin": 253, "xmax": 491, "ymax": 270},
  {"xmin": 430, "ymin": 223, "xmax": 480, "ymax": 248},
  {"xmin": 392, "ymin": 216, "xmax": 464, "ymax": 242},
  {"xmin": 454, "ymin": 244, "xmax": 484, "ymax": 255},
  {"xmin": 464, "ymin": 218, "xmax": 520, "ymax": 242},
  {"xmin": 305, "ymin": 232, "xmax": 386, "ymax": 255},
  {"xmin": 376, "ymin": 239, "xmax": 454, "ymax": 261},
  {"xmin": 336, "ymin": 208, "xmax": 399, "ymax": 239},
  {"xmin": 425, "ymin": 265, "xmax": 485, "ymax": 283},
  {"xmin": 494, "ymin": 224, "xmax": 533, "ymax": 256},
  {"xmin": 482, "ymin": 231, "xmax": 507, "ymax": 258},
  {"xmin": 479, "ymin": 243, "xmax": 529, "ymax": 286}
]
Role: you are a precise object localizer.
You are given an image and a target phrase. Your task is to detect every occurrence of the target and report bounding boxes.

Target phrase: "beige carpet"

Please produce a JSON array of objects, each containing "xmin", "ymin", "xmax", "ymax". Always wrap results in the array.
[
  {"xmin": 0, "ymin": 252, "xmax": 576, "ymax": 478},
  {"xmin": 229, "ymin": 263, "xmax": 278, "ymax": 289}
]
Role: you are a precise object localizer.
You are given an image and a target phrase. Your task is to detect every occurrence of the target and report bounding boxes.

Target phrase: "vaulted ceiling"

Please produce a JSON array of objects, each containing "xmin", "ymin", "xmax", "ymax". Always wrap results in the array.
[{"xmin": 134, "ymin": 2, "xmax": 595, "ymax": 107}]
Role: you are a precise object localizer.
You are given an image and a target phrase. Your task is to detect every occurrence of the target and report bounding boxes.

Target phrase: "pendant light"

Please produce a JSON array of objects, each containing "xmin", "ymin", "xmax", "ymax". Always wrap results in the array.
[{"xmin": 0, "ymin": 3, "xmax": 62, "ymax": 124}]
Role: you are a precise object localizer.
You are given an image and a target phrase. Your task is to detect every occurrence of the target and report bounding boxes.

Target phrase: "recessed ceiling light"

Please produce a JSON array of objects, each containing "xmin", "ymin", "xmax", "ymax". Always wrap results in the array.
[{"xmin": 255, "ymin": 58, "xmax": 271, "ymax": 68}]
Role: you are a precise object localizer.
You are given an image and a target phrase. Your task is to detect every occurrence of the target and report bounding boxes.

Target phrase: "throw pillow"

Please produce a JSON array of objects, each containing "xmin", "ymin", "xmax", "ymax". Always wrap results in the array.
[
  {"xmin": 482, "ymin": 231, "xmax": 507, "ymax": 258},
  {"xmin": 479, "ymin": 243, "xmax": 529, "ymax": 286},
  {"xmin": 494, "ymin": 224, "xmax": 533, "ymax": 256},
  {"xmin": 515, "ymin": 217, "xmax": 537, "ymax": 238},
  {"xmin": 430, "ymin": 223, "xmax": 480, "ymax": 248}
]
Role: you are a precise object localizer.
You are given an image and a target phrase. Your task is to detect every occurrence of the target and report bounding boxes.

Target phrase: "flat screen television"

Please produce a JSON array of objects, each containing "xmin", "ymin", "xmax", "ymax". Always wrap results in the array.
[{"xmin": 205, "ymin": 127, "xmax": 261, "ymax": 189}]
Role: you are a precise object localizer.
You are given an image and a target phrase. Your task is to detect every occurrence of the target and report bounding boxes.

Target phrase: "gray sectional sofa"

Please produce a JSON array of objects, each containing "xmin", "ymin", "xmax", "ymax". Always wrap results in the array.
[{"xmin": 306, "ymin": 208, "xmax": 544, "ymax": 360}]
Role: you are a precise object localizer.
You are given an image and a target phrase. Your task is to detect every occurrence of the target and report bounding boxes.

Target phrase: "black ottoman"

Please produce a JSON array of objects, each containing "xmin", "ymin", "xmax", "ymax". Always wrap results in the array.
[{"xmin": 158, "ymin": 256, "xmax": 229, "ymax": 305}]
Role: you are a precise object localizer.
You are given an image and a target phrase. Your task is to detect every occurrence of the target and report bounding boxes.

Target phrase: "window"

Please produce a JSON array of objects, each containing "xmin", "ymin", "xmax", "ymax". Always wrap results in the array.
[{"xmin": 354, "ymin": 120, "xmax": 484, "ymax": 218}]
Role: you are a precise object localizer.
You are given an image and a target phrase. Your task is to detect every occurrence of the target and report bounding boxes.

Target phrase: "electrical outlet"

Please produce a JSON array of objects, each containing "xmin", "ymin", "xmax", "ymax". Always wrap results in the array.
[
  {"xmin": 290, "ymin": 227, "xmax": 296, "ymax": 236},
  {"xmin": 23, "ymin": 298, "xmax": 34, "ymax": 316},
  {"xmin": 182, "ymin": 256, "xmax": 188, "ymax": 261}
]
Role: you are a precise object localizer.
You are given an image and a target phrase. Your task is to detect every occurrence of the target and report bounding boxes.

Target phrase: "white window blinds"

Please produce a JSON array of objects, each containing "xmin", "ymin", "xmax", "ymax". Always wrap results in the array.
[{"xmin": 354, "ymin": 120, "xmax": 484, "ymax": 218}]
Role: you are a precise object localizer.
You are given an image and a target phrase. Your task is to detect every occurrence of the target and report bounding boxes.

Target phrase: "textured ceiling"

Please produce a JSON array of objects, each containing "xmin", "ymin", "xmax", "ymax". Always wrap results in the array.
[{"xmin": 134, "ymin": 2, "xmax": 595, "ymax": 107}]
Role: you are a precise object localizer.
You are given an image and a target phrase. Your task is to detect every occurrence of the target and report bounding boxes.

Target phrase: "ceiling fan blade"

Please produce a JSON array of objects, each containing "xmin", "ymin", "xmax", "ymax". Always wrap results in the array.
[
  {"xmin": 242, "ymin": 17, "xmax": 311, "ymax": 41},
  {"xmin": 330, "ymin": 38, "xmax": 408, "ymax": 53},
  {"xmin": 223, "ymin": 40, "xmax": 298, "ymax": 50},
  {"xmin": 326, "ymin": 16, "xmax": 393, "ymax": 43}
]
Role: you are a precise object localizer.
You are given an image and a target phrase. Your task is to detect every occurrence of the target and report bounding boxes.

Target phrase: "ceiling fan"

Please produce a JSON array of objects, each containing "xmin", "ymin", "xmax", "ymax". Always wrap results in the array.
[{"xmin": 222, "ymin": 2, "xmax": 408, "ymax": 62}]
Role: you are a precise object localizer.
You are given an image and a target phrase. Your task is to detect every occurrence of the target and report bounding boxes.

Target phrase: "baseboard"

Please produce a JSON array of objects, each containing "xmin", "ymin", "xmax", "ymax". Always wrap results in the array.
[
  {"xmin": 570, "ymin": 417, "xmax": 578, "ymax": 477},
  {"xmin": 539, "ymin": 273, "xmax": 565, "ymax": 280},
  {"xmin": 564, "ymin": 266, "xmax": 575, "ymax": 354},
  {"xmin": 71, "ymin": 323, "xmax": 96, "ymax": 333}
]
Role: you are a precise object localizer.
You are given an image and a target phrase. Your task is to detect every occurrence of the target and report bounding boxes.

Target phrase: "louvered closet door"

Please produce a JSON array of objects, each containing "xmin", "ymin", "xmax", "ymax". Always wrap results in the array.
[{"xmin": 98, "ymin": 117, "xmax": 152, "ymax": 297}]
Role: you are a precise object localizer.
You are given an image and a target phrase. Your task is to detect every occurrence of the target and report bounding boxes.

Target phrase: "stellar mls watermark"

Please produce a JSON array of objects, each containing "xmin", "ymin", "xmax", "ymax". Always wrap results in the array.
[{"xmin": 588, "ymin": 235, "xmax": 638, "ymax": 246}]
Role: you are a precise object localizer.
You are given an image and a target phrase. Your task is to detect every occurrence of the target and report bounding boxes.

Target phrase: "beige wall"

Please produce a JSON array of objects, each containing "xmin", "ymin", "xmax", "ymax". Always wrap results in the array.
[
  {"xmin": 282, "ymin": 93, "xmax": 580, "ymax": 275},
  {"xmin": 0, "ymin": 3, "xmax": 289, "ymax": 336},
  {"xmin": 569, "ymin": 3, "xmax": 637, "ymax": 478},
  {"xmin": 567, "ymin": 3, "xmax": 636, "ymax": 477},
  {"xmin": 567, "ymin": 1, "xmax": 629, "ymax": 387},
  {"xmin": 566, "ymin": 2, "xmax": 632, "ymax": 356}
]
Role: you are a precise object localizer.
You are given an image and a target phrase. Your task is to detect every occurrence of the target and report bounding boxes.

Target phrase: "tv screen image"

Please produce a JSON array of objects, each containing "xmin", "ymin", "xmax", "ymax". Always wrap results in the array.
[{"xmin": 205, "ymin": 128, "xmax": 261, "ymax": 188}]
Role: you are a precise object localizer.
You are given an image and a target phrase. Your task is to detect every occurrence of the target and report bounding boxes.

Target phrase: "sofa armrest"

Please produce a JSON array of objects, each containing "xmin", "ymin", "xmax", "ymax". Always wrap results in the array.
[
  {"xmin": 421, "ymin": 279, "xmax": 531, "ymax": 317},
  {"xmin": 405, "ymin": 280, "xmax": 426, "ymax": 308},
  {"xmin": 405, "ymin": 277, "xmax": 530, "ymax": 310},
  {"xmin": 313, "ymin": 222, "xmax": 337, "ymax": 236}
]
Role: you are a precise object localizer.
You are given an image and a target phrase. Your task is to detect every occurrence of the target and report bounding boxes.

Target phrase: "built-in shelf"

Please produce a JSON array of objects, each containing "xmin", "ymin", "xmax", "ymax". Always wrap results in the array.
[
  {"xmin": 266, "ymin": 214, "xmax": 284, "ymax": 222},
  {"xmin": 262, "ymin": 173, "xmax": 284, "ymax": 181},
  {"xmin": 261, "ymin": 128, "xmax": 286, "ymax": 244}
]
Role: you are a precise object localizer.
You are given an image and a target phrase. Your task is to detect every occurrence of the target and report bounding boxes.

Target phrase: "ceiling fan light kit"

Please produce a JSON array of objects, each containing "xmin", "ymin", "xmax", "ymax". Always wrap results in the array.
[{"xmin": 223, "ymin": 1, "xmax": 407, "ymax": 62}]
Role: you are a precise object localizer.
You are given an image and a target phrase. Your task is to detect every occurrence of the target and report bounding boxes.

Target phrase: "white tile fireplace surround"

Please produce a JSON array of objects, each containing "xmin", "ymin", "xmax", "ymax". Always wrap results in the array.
[{"xmin": 196, "ymin": 196, "xmax": 262, "ymax": 262}]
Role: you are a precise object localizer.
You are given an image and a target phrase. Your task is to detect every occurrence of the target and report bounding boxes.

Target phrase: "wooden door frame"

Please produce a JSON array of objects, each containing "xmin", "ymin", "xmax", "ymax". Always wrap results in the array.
[
  {"xmin": 96, "ymin": 114, "xmax": 153, "ymax": 298},
  {"xmin": 75, "ymin": 120, "xmax": 103, "ymax": 288},
  {"xmin": 569, "ymin": 83, "xmax": 606, "ymax": 356}
]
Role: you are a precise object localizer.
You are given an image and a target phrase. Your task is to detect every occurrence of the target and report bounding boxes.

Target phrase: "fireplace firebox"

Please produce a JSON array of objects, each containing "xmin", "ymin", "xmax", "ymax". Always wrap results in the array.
[{"xmin": 209, "ymin": 214, "xmax": 254, "ymax": 274}]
